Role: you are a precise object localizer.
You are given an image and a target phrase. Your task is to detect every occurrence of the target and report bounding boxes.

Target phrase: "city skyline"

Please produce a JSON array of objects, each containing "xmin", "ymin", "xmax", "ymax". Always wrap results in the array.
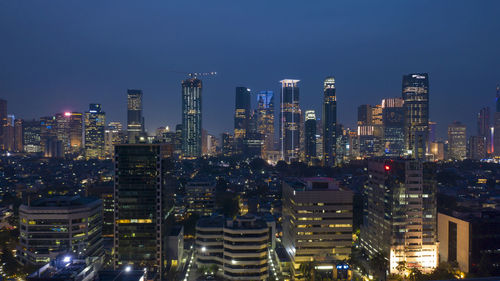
[{"xmin": 1, "ymin": 1, "xmax": 499, "ymax": 138}]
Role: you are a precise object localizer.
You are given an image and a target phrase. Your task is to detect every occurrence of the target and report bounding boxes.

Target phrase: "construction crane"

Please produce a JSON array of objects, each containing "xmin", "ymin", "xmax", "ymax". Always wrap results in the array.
[{"xmin": 168, "ymin": 70, "xmax": 217, "ymax": 79}]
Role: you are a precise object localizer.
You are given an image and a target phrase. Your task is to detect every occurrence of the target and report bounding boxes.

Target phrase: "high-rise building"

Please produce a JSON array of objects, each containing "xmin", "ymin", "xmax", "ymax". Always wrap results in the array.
[
  {"xmin": 477, "ymin": 107, "xmax": 491, "ymax": 155},
  {"xmin": 196, "ymin": 214, "xmax": 270, "ymax": 281},
  {"xmin": 304, "ymin": 110, "xmax": 316, "ymax": 163},
  {"xmin": 234, "ymin": 87, "xmax": 251, "ymax": 154},
  {"xmin": 17, "ymin": 196, "xmax": 103, "ymax": 266},
  {"xmin": 257, "ymin": 91, "xmax": 275, "ymax": 158},
  {"xmin": 221, "ymin": 132, "xmax": 234, "ymax": 157},
  {"xmin": 403, "ymin": 73, "xmax": 429, "ymax": 160},
  {"xmin": 0, "ymin": 99, "xmax": 7, "ymax": 151},
  {"xmin": 494, "ymin": 85, "xmax": 500, "ymax": 157},
  {"xmin": 104, "ymin": 122, "xmax": 124, "ymax": 158},
  {"xmin": 126, "ymin": 90, "xmax": 145, "ymax": 144},
  {"xmin": 448, "ymin": 121, "xmax": 467, "ymax": 161},
  {"xmin": 14, "ymin": 118, "xmax": 23, "ymax": 152},
  {"xmin": 357, "ymin": 104, "xmax": 372, "ymax": 125},
  {"xmin": 279, "ymin": 79, "xmax": 300, "ymax": 162},
  {"xmin": 114, "ymin": 144, "xmax": 170, "ymax": 276},
  {"xmin": 23, "ymin": 119, "xmax": 42, "ymax": 153},
  {"xmin": 185, "ymin": 179, "xmax": 216, "ymax": 216},
  {"xmin": 323, "ymin": 77, "xmax": 337, "ymax": 166},
  {"xmin": 55, "ymin": 112, "xmax": 83, "ymax": 154},
  {"xmin": 361, "ymin": 159, "xmax": 438, "ymax": 274},
  {"xmin": 469, "ymin": 136, "xmax": 487, "ymax": 160},
  {"xmin": 182, "ymin": 78, "xmax": 202, "ymax": 158},
  {"xmin": 382, "ymin": 98, "xmax": 405, "ymax": 157},
  {"xmin": 282, "ymin": 177, "xmax": 353, "ymax": 277},
  {"xmin": 4, "ymin": 115, "xmax": 15, "ymax": 151},
  {"xmin": 84, "ymin": 104, "xmax": 106, "ymax": 159}
]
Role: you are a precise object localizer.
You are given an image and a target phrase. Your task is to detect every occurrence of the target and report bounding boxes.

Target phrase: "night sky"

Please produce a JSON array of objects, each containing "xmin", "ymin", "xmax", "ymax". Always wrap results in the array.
[{"xmin": 1, "ymin": 1, "xmax": 499, "ymax": 139}]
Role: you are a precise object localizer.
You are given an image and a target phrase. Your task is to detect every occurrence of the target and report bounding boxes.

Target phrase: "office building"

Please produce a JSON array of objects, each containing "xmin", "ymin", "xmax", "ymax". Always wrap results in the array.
[
  {"xmin": 282, "ymin": 177, "xmax": 353, "ymax": 277},
  {"xmin": 304, "ymin": 110, "xmax": 317, "ymax": 163},
  {"xmin": 357, "ymin": 104, "xmax": 372, "ymax": 126},
  {"xmin": 104, "ymin": 122, "xmax": 124, "ymax": 158},
  {"xmin": 196, "ymin": 214, "xmax": 269, "ymax": 280},
  {"xmin": 185, "ymin": 179, "xmax": 216, "ymax": 216},
  {"xmin": 126, "ymin": 90, "xmax": 145, "ymax": 144},
  {"xmin": 402, "ymin": 73, "xmax": 429, "ymax": 160},
  {"xmin": 84, "ymin": 104, "xmax": 106, "ymax": 159},
  {"xmin": 234, "ymin": 87, "xmax": 251, "ymax": 154},
  {"xmin": 114, "ymin": 144, "xmax": 169, "ymax": 276},
  {"xmin": 478, "ymin": 107, "xmax": 491, "ymax": 154},
  {"xmin": 257, "ymin": 91, "xmax": 275, "ymax": 158},
  {"xmin": 429, "ymin": 141, "xmax": 445, "ymax": 161},
  {"xmin": 24, "ymin": 119, "xmax": 42, "ymax": 153},
  {"xmin": 40, "ymin": 116, "xmax": 57, "ymax": 155},
  {"xmin": 382, "ymin": 98, "xmax": 405, "ymax": 157},
  {"xmin": 27, "ymin": 256, "xmax": 101, "ymax": 281},
  {"xmin": 14, "ymin": 118, "xmax": 23, "ymax": 152},
  {"xmin": 55, "ymin": 112, "xmax": 83, "ymax": 154},
  {"xmin": 279, "ymin": 79, "xmax": 301, "ymax": 162},
  {"xmin": 323, "ymin": 77, "xmax": 337, "ymax": 166},
  {"xmin": 222, "ymin": 132, "xmax": 234, "ymax": 157},
  {"xmin": 182, "ymin": 78, "xmax": 202, "ymax": 158},
  {"xmin": 361, "ymin": 159, "xmax": 438, "ymax": 274},
  {"xmin": 469, "ymin": 135, "xmax": 487, "ymax": 160},
  {"xmin": 0, "ymin": 99, "xmax": 7, "ymax": 151},
  {"xmin": 448, "ymin": 121, "xmax": 467, "ymax": 161},
  {"xmin": 494, "ymin": 85, "xmax": 500, "ymax": 157},
  {"xmin": 86, "ymin": 185, "xmax": 114, "ymax": 237},
  {"xmin": 18, "ymin": 196, "xmax": 103, "ymax": 266}
]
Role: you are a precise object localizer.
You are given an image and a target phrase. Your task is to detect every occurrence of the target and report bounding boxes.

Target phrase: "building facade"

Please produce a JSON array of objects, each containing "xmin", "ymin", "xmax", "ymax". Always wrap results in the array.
[
  {"xmin": 84, "ymin": 104, "xmax": 106, "ymax": 159},
  {"xmin": 304, "ymin": 110, "xmax": 317, "ymax": 163},
  {"xmin": 182, "ymin": 78, "xmax": 202, "ymax": 158},
  {"xmin": 126, "ymin": 89, "xmax": 145, "ymax": 144},
  {"xmin": 280, "ymin": 79, "xmax": 301, "ymax": 162},
  {"xmin": 323, "ymin": 77, "xmax": 337, "ymax": 166},
  {"xmin": 185, "ymin": 179, "xmax": 216, "ymax": 216},
  {"xmin": 257, "ymin": 91, "xmax": 275, "ymax": 158},
  {"xmin": 382, "ymin": 98, "xmax": 405, "ymax": 157},
  {"xmin": 448, "ymin": 121, "xmax": 467, "ymax": 161},
  {"xmin": 234, "ymin": 87, "xmax": 251, "ymax": 154}
]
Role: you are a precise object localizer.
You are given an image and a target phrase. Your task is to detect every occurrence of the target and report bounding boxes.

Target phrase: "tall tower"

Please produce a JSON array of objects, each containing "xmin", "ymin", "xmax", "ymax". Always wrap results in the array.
[
  {"xmin": 477, "ymin": 107, "xmax": 491, "ymax": 154},
  {"xmin": 304, "ymin": 110, "xmax": 317, "ymax": 163},
  {"xmin": 382, "ymin": 98, "xmax": 405, "ymax": 157},
  {"xmin": 114, "ymin": 144, "xmax": 168, "ymax": 276},
  {"xmin": 402, "ymin": 73, "xmax": 429, "ymax": 160},
  {"xmin": 182, "ymin": 78, "xmax": 202, "ymax": 158},
  {"xmin": 0, "ymin": 99, "xmax": 7, "ymax": 150},
  {"xmin": 323, "ymin": 77, "xmax": 337, "ymax": 166},
  {"xmin": 280, "ymin": 79, "xmax": 300, "ymax": 162},
  {"xmin": 493, "ymin": 85, "xmax": 500, "ymax": 157},
  {"xmin": 257, "ymin": 91, "xmax": 275, "ymax": 157},
  {"xmin": 127, "ymin": 90, "xmax": 145, "ymax": 144},
  {"xmin": 448, "ymin": 121, "xmax": 467, "ymax": 160},
  {"xmin": 234, "ymin": 87, "xmax": 251, "ymax": 154},
  {"xmin": 84, "ymin": 103, "xmax": 106, "ymax": 159}
]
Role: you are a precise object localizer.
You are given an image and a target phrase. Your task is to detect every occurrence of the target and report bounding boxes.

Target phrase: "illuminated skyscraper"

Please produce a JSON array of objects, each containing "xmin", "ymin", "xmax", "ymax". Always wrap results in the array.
[
  {"xmin": 361, "ymin": 159, "xmax": 438, "ymax": 274},
  {"xmin": 477, "ymin": 107, "xmax": 491, "ymax": 154},
  {"xmin": 104, "ymin": 122, "xmax": 124, "ymax": 158},
  {"xmin": 55, "ymin": 112, "xmax": 83, "ymax": 154},
  {"xmin": 469, "ymin": 135, "xmax": 487, "ymax": 160},
  {"xmin": 304, "ymin": 110, "xmax": 316, "ymax": 163},
  {"xmin": 14, "ymin": 118, "xmax": 23, "ymax": 152},
  {"xmin": 182, "ymin": 78, "xmax": 202, "ymax": 158},
  {"xmin": 127, "ymin": 89, "xmax": 145, "ymax": 144},
  {"xmin": 234, "ymin": 87, "xmax": 251, "ymax": 154},
  {"xmin": 23, "ymin": 119, "xmax": 42, "ymax": 153},
  {"xmin": 448, "ymin": 121, "xmax": 467, "ymax": 160},
  {"xmin": 114, "ymin": 144, "xmax": 170, "ymax": 276},
  {"xmin": 382, "ymin": 98, "xmax": 405, "ymax": 157},
  {"xmin": 257, "ymin": 90, "xmax": 275, "ymax": 157},
  {"xmin": 0, "ymin": 99, "xmax": 7, "ymax": 150},
  {"xmin": 323, "ymin": 77, "xmax": 337, "ymax": 166},
  {"xmin": 494, "ymin": 85, "xmax": 500, "ymax": 157},
  {"xmin": 357, "ymin": 105, "xmax": 372, "ymax": 125},
  {"xmin": 280, "ymin": 79, "xmax": 301, "ymax": 162},
  {"xmin": 84, "ymin": 103, "xmax": 106, "ymax": 159},
  {"xmin": 402, "ymin": 73, "xmax": 429, "ymax": 160}
]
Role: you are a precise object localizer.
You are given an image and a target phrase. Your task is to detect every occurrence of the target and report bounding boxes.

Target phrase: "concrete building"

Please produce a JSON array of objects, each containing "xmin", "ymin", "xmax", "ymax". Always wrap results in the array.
[
  {"xmin": 185, "ymin": 179, "xmax": 216, "ymax": 216},
  {"xmin": 282, "ymin": 177, "xmax": 353, "ymax": 278},
  {"xmin": 448, "ymin": 121, "xmax": 467, "ymax": 160},
  {"xmin": 18, "ymin": 196, "xmax": 103, "ymax": 266},
  {"xmin": 196, "ymin": 214, "xmax": 269, "ymax": 280}
]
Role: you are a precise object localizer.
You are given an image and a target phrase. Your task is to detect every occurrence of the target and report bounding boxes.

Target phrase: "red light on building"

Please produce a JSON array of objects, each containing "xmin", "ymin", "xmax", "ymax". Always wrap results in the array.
[{"xmin": 384, "ymin": 165, "xmax": 390, "ymax": 171}]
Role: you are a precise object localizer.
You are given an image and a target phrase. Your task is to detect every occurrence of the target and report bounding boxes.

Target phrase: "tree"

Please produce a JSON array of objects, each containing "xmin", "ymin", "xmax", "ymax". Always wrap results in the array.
[
  {"xmin": 370, "ymin": 253, "xmax": 388, "ymax": 281},
  {"xmin": 299, "ymin": 261, "xmax": 315, "ymax": 281},
  {"xmin": 408, "ymin": 267, "xmax": 423, "ymax": 281},
  {"xmin": 396, "ymin": 261, "xmax": 407, "ymax": 277}
]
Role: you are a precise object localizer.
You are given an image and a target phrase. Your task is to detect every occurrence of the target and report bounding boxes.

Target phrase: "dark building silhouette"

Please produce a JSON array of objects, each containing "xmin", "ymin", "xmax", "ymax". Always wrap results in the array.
[{"xmin": 323, "ymin": 77, "xmax": 337, "ymax": 166}]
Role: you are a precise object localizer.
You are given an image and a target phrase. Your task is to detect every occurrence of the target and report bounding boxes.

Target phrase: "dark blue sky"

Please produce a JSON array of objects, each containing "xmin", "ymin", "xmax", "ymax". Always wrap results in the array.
[{"xmin": 1, "ymin": 1, "xmax": 499, "ymax": 139}]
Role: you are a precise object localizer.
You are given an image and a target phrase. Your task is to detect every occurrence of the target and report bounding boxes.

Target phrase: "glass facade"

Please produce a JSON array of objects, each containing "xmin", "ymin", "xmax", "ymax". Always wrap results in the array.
[
  {"xmin": 84, "ymin": 103, "xmax": 106, "ymax": 159},
  {"xmin": 323, "ymin": 77, "xmax": 337, "ymax": 166},
  {"xmin": 127, "ymin": 89, "xmax": 144, "ymax": 144},
  {"xmin": 280, "ymin": 79, "xmax": 300, "ymax": 162},
  {"xmin": 182, "ymin": 78, "xmax": 202, "ymax": 158}
]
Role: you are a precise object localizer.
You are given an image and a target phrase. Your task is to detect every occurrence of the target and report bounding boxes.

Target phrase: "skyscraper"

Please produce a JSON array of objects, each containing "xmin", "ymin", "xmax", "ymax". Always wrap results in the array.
[
  {"xmin": 477, "ymin": 107, "xmax": 492, "ymax": 154},
  {"xmin": 357, "ymin": 104, "xmax": 372, "ymax": 125},
  {"xmin": 361, "ymin": 159, "xmax": 438, "ymax": 274},
  {"xmin": 127, "ymin": 89, "xmax": 145, "ymax": 144},
  {"xmin": 0, "ymin": 99, "xmax": 7, "ymax": 151},
  {"xmin": 304, "ymin": 110, "xmax": 316, "ymax": 163},
  {"xmin": 23, "ymin": 119, "xmax": 42, "ymax": 153},
  {"xmin": 402, "ymin": 73, "xmax": 429, "ymax": 160},
  {"xmin": 182, "ymin": 78, "xmax": 202, "ymax": 158},
  {"xmin": 234, "ymin": 87, "xmax": 251, "ymax": 154},
  {"xmin": 14, "ymin": 118, "xmax": 23, "ymax": 152},
  {"xmin": 448, "ymin": 121, "xmax": 467, "ymax": 161},
  {"xmin": 494, "ymin": 85, "xmax": 500, "ymax": 157},
  {"xmin": 257, "ymin": 91, "xmax": 275, "ymax": 158},
  {"xmin": 323, "ymin": 77, "xmax": 337, "ymax": 166},
  {"xmin": 84, "ymin": 104, "xmax": 106, "ymax": 159},
  {"xmin": 280, "ymin": 79, "xmax": 301, "ymax": 162},
  {"xmin": 55, "ymin": 112, "xmax": 83, "ymax": 154},
  {"xmin": 114, "ymin": 144, "xmax": 169, "ymax": 276},
  {"xmin": 469, "ymin": 136, "xmax": 487, "ymax": 160},
  {"xmin": 382, "ymin": 98, "xmax": 405, "ymax": 157}
]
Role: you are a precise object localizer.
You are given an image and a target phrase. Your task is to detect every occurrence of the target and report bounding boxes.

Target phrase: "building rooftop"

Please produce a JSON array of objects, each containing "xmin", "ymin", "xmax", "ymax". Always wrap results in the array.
[
  {"xmin": 285, "ymin": 177, "xmax": 341, "ymax": 191},
  {"xmin": 27, "ymin": 196, "xmax": 100, "ymax": 208}
]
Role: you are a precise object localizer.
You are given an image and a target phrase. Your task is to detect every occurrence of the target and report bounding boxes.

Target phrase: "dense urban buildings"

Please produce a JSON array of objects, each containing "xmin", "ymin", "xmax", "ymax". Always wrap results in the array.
[
  {"xmin": 282, "ymin": 177, "xmax": 353, "ymax": 278},
  {"xmin": 323, "ymin": 77, "xmax": 337, "ymax": 166},
  {"xmin": 361, "ymin": 159, "xmax": 438, "ymax": 274},
  {"xmin": 17, "ymin": 196, "xmax": 103, "ymax": 266},
  {"xmin": 256, "ymin": 90, "xmax": 275, "ymax": 159},
  {"xmin": 402, "ymin": 73, "xmax": 429, "ymax": 160},
  {"xmin": 280, "ymin": 79, "xmax": 301, "ymax": 163},
  {"xmin": 182, "ymin": 78, "xmax": 203, "ymax": 158},
  {"xmin": 448, "ymin": 121, "xmax": 467, "ymax": 161}
]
